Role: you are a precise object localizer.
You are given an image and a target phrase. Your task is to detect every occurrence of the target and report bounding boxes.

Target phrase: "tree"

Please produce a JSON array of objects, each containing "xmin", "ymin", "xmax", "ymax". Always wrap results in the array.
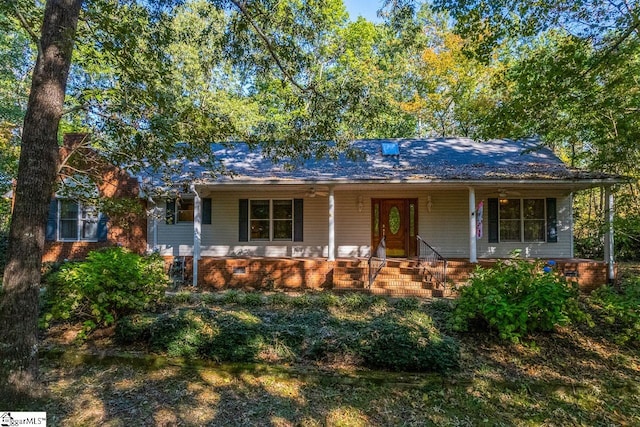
[
  {"xmin": 398, "ymin": 8, "xmax": 493, "ymax": 137},
  {"xmin": 0, "ymin": 0, "xmax": 422, "ymax": 400},
  {"xmin": 0, "ymin": 0, "xmax": 83, "ymax": 398}
]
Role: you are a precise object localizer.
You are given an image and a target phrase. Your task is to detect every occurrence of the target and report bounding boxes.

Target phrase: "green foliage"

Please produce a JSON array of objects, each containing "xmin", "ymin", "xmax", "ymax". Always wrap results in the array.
[
  {"xmin": 41, "ymin": 247, "xmax": 168, "ymax": 333},
  {"xmin": 451, "ymin": 259, "xmax": 583, "ymax": 342},
  {"xmin": 359, "ymin": 312, "xmax": 460, "ymax": 372},
  {"xmin": 116, "ymin": 300, "xmax": 460, "ymax": 373},
  {"xmin": 589, "ymin": 278, "xmax": 640, "ymax": 347}
]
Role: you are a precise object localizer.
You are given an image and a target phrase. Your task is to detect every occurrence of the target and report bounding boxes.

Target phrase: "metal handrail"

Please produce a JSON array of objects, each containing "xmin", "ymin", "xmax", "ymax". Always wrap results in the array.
[
  {"xmin": 416, "ymin": 235, "xmax": 447, "ymax": 286},
  {"xmin": 368, "ymin": 236, "xmax": 386, "ymax": 288}
]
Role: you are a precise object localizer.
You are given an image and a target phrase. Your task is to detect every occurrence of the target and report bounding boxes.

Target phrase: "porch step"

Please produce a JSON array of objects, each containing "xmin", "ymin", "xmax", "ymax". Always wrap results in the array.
[
  {"xmin": 333, "ymin": 286, "xmax": 455, "ymax": 298},
  {"xmin": 332, "ymin": 262, "xmax": 444, "ymax": 291}
]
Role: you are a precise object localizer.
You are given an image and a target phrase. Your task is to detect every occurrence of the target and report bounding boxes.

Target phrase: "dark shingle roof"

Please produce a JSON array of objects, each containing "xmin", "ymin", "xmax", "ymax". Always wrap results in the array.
[{"xmin": 139, "ymin": 138, "xmax": 619, "ymax": 190}]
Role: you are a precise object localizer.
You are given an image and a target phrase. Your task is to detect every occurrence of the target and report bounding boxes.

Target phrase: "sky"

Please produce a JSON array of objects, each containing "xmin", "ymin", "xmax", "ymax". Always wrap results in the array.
[{"xmin": 343, "ymin": 0, "xmax": 382, "ymax": 22}]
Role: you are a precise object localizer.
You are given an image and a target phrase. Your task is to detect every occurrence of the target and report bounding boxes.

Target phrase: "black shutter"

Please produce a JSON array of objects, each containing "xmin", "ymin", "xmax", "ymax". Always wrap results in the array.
[
  {"xmin": 239, "ymin": 199, "xmax": 248, "ymax": 241},
  {"xmin": 97, "ymin": 213, "xmax": 108, "ymax": 242},
  {"xmin": 46, "ymin": 199, "xmax": 58, "ymax": 241},
  {"xmin": 546, "ymin": 198, "xmax": 558, "ymax": 243},
  {"xmin": 202, "ymin": 198, "xmax": 212, "ymax": 224},
  {"xmin": 293, "ymin": 198, "xmax": 303, "ymax": 242},
  {"xmin": 488, "ymin": 198, "xmax": 499, "ymax": 243},
  {"xmin": 165, "ymin": 199, "xmax": 175, "ymax": 224}
]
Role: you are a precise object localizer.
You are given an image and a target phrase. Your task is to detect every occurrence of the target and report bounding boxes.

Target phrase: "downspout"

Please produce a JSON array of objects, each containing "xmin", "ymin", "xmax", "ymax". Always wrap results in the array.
[{"xmin": 191, "ymin": 183, "xmax": 201, "ymax": 287}]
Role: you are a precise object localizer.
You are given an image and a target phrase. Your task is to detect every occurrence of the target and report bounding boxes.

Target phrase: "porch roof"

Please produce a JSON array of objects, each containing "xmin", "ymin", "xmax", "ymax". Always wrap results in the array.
[{"xmin": 139, "ymin": 137, "xmax": 623, "ymax": 192}]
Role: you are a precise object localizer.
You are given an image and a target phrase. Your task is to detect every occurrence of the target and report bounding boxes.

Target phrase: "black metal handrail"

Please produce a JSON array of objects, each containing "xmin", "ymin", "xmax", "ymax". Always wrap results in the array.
[
  {"xmin": 416, "ymin": 235, "xmax": 447, "ymax": 286},
  {"xmin": 368, "ymin": 236, "xmax": 386, "ymax": 288}
]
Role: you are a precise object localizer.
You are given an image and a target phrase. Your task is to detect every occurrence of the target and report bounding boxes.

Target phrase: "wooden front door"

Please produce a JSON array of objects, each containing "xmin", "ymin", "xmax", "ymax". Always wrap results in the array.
[{"xmin": 371, "ymin": 199, "xmax": 418, "ymax": 258}]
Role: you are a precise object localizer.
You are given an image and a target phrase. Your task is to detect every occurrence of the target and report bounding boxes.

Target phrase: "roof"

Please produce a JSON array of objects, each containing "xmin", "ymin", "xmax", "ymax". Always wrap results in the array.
[{"xmin": 139, "ymin": 138, "xmax": 621, "ymax": 191}]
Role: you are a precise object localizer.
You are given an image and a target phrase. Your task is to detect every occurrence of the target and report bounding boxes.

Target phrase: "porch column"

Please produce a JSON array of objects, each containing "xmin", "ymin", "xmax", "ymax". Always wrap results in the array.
[
  {"xmin": 604, "ymin": 186, "xmax": 615, "ymax": 282},
  {"xmin": 192, "ymin": 185, "xmax": 201, "ymax": 287},
  {"xmin": 469, "ymin": 187, "xmax": 477, "ymax": 263},
  {"xmin": 328, "ymin": 186, "xmax": 335, "ymax": 261}
]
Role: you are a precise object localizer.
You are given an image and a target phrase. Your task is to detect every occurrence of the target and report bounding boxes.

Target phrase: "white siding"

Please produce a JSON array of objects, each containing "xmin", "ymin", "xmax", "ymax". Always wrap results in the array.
[
  {"xmin": 150, "ymin": 188, "xmax": 574, "ymax": 260},
  {"xmin": 475, "ymin": 191, "xmax": 573, "ymax": 259},
  {"xmin": 420, "ymin": 190, "xmax": 469, "ymax": 257}
]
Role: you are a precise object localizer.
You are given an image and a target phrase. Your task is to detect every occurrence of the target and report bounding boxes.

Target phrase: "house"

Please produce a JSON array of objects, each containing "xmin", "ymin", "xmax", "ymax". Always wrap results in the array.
[
  {"xmin": 135, "ymin": 137, "xmax": 622, "ymax": 294},
  {"xmin": 42, "ymin": 133, "xmax": 147, "ymax": 262}
]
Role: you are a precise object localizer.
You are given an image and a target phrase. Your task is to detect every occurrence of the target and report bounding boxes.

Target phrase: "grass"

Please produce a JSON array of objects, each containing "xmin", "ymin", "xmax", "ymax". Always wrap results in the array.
[{"xmin": 18, "ymin": 287, "xmax": 640, "ymax": 426}]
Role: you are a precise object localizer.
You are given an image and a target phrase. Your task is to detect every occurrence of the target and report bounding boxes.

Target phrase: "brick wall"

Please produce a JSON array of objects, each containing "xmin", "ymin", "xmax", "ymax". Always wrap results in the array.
[
  {"xmin": 185, "ymin": 257, "xmax": 612, "ymax": 293},
  {"xmin": 42, "ymin": 133, "xmax": 147, "ymax": 262}
]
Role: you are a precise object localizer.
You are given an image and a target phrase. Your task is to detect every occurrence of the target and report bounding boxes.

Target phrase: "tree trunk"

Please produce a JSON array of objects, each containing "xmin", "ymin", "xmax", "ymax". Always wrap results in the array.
[{"xmin": 0, "ymin": 0, "xmax": 83, "ymax": 400}]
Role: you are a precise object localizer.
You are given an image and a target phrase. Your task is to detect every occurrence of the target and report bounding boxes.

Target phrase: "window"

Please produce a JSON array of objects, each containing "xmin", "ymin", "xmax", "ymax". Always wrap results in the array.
[
  {"xmin": 497, "ymin": 198, "xmax": 547, "ymax": 242},
  {"xmin": 165, "ymin": 197, "xmax": 212, "ymax": 225},
  {"xmin": 177, "ymin": 198, "xmax": 194, "ymax": 222},
  {"xmin": 249, "ymin": 199, "xmax": 293, "ymax": 241},
  {"xmin": 58, "ymin": 200, "xmax": 99, "ymax": 241}
]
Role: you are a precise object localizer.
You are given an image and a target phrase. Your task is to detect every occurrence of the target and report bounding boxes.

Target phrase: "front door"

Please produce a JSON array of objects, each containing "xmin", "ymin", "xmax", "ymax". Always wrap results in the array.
[{"xmin": 371, "ymin": 199, "xmax": 418, "ymax": 258}]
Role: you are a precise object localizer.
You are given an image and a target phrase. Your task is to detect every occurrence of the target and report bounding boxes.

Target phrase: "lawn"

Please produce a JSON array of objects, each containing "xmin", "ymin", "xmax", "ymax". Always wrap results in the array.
[{"xmin": 26, "ymin": 289, "xmax": 640, "ymax": 426}]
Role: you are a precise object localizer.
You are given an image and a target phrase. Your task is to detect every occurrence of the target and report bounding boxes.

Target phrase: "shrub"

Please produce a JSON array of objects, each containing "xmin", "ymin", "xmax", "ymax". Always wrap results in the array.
[
  {"xmin": 41, "ymin": 247, "xmax": 168, "ymax": 333},
  {"xmin": 451, "ymin": 259, "xmax": 583, "ymax": 343},
  {"xmin": 589, "ymin": 278, "xmax": 640, "ymax": 347}
]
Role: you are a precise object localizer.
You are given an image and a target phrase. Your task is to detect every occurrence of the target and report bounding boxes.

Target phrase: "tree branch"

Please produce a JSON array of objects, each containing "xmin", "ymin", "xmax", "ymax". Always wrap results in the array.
[
  {"xmin": 229, "ymin": 0, "xmax": 316, "ymax": 95},
  {"xmin": 12, "ymin": 3, "xmax": 41, "ymax": 50}
]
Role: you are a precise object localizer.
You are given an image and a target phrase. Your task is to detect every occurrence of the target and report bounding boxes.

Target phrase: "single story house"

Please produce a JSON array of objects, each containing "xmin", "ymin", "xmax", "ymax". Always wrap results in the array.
[{"xmin": 43, "ymin": 135, "xmax": 622, "ymax": 295}]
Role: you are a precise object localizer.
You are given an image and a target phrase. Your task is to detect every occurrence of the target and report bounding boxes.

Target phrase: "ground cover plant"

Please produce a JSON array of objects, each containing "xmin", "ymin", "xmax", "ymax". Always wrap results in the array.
[
  {"xmin": 586, "ymin": 274, "xmax": 640, "ymax": 347},
  {"xmin": 32, "ymin": 287, "xmax": 640, "ymax": 426},
  {"xmin": 116, "ymin": 293, "xmax": 460, "ymax": 373}
]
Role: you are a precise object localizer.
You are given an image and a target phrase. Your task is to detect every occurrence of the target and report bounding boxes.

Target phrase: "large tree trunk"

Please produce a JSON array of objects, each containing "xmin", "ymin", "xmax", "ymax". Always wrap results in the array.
[{"xmin": 0, "ymin": 0, "xmax": 83, "ymax": 400}]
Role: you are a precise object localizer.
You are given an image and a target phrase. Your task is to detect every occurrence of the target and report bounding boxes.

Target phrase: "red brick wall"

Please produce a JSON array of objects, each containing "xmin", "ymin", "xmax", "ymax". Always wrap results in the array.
[
  {"xmin": 198, "ymin": 258, "xmax": 334, "ymax": 290},
  {"xmin": 186, "ymin": 257, "xmax": 612, "ymax": 293},
  {"xmin": 42, "ymin": 134, "xmax": 147, "ymax": 262}
]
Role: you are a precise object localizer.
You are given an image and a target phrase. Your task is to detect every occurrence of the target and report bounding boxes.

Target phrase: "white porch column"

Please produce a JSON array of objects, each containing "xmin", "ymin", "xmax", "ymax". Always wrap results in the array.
[
  {"xmin": 604, "ymin": 186, "xmax": 615, "ymax": 282},
  {"xmin": 192, "ymin": 185, "xmax": 202, "ymax": 287},
  {"xmin": 328, "ymin": 186, "xmax": 335, "ymax": 261},
  {"xmin": 469, "ymin": 187, "xmax": 477, "ymax": 263}
]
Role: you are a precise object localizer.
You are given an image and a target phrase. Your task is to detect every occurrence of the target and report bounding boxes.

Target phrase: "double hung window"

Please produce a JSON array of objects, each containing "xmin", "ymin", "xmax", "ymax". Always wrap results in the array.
[
  {"xmin": 250, "ymin": 199, "xmax": 293, "ymax": 241},
  {"xmin": 497, "ymin": 198, "xmax": 547, "ymax": 242},
  {"xmin": 58, "ymin": 200, "xmax": 99, "ymax": 241}
]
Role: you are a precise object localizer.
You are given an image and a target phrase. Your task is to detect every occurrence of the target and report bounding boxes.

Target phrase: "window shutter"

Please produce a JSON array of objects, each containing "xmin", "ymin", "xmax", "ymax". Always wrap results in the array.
[
  {"xmin": 239, "ymin": 199, "xmax": 248, "ymax": 242},
  {"xmin": 202, "ymin": 198, "xmax": 212, "ymax": 225},
  {"xmin": 165, "ymin": 199, "xmax": 175, "ymax": 224},
  {"xmin": 294, "ymin": 198, "xmax": 303, "ymax": 242},
  {"xmin": 46, "ymin": 199, "xmax": 58, "ymax": 241},
  {"xmin": 546, "ymin": 198, "xmax": 558, "ymax": 243},
  {"xmin": 97, "ymin": 213, "xmax": 108, "ymax": 242},
  {"xmin": 488, "ymin": 198, "xmax": 499, "ymax": 243}
]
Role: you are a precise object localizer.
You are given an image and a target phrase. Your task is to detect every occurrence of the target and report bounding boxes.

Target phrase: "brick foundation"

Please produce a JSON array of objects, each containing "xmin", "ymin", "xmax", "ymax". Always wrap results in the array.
[{"xmin": 169, "ymin": 256, "xmax": 613, "ymax": 294}]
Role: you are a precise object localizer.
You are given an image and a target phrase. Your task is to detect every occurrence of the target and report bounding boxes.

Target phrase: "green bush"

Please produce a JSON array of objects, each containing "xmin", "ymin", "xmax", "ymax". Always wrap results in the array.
[
  {"xmin": 451, "ymin": 259, "xmax": 583, "ymax": 343},
  {"xmin": 589, "ymin": 278, "xmax": 640, "ymax": 347},
  {"xmin": 41, "ymin": 247, "xmax": 168, "ymax": 333}
]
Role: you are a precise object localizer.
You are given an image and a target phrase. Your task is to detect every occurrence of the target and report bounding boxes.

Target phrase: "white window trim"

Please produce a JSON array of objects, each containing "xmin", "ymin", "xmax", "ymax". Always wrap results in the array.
[
  {"xmin": 249, "ymin": 199, "xmax": 294, "ymax": 242},
  {"xmin": 57, "ymin": 199, "xmax": 100, "ymax": 242},
  {"xmin": 498, "ymin": 198, "xmax": 547, "ymax": 243}
]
